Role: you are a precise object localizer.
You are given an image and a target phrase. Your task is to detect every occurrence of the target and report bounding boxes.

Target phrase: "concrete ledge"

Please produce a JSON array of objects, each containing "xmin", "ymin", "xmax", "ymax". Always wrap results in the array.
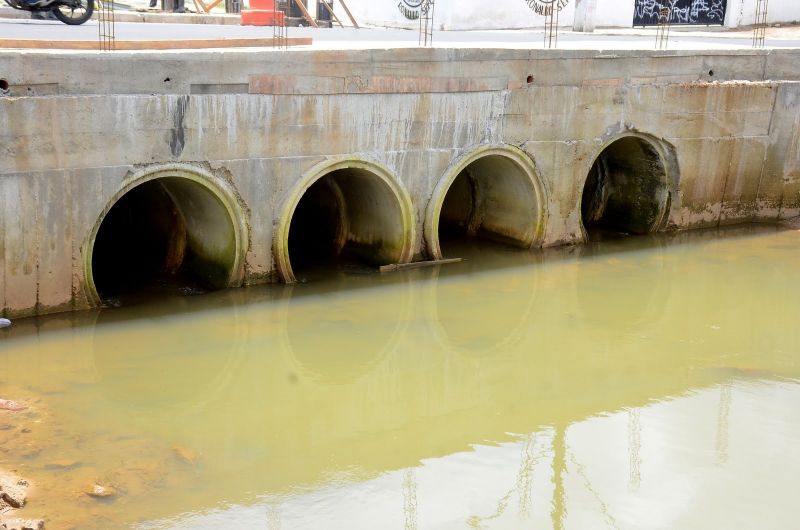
[
  {"xmin": 109, "ymin": 10, "xmax": 241, "ymax": 25},
  {"xmin": 3, "ymin": 47, "xmax": 798, "ymax": 98},
  {"xmin": 249, "ymin": 74, "xmax": 510, "ymax": 95},
  {"xmin": 0, "ymin": 36, "xmax": 311, "ymax": 50}
]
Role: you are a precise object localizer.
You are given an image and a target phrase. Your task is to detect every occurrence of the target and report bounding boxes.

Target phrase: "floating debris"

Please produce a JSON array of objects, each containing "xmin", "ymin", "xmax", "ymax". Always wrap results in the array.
[
  {"xmin": 0, "ymin": 319, "xmax": 11, "ymax": 329},
  {"xmin": 172, "ymin": 446, "xmax": 200, "ymax": 466},
  {"xmin": 0, "ymin": 401, "xmax": 26, "ymax": 413},
  {"xmin": 44, "ymin": 460, "xmax": 80, "ymax": 471},
  {"xmin": 83, "ymin": 484, "xmax": 115, "ymax": 499}
]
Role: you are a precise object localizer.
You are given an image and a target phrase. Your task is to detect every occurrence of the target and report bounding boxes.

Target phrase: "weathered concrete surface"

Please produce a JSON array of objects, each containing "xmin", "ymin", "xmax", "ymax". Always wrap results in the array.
[
  {"xmin": 0, "ymin": 37, "xmax": 312, "ymax": 51},
  {"xmin": 1, "ymin": 48, "xmax": 800, "ymax": 317}
]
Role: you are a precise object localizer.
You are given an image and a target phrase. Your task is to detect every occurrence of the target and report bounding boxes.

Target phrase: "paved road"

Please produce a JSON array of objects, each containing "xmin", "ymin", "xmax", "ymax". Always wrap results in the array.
[{"xmin": 2, "ymin": 16, "xmax": 800, "ymax": 50}]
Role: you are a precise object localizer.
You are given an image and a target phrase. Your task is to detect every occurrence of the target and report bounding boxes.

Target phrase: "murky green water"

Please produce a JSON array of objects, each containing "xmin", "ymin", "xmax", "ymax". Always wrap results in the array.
[{"xmin": 1, "ymin": 225, "xmax": 799, "ymax": 530}]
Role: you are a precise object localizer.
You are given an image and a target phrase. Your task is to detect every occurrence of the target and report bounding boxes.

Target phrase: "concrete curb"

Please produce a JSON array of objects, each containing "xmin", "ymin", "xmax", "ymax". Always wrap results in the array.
[{"xmin": 0, "ymin": 35, "xmax": 311, "ymax": 48}]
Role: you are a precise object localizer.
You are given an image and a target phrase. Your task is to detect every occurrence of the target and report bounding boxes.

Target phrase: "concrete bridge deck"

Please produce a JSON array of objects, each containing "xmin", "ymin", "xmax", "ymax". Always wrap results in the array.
[{"xmin": 1, "ymin": 47, "xmax": 800, "ymax": 318}]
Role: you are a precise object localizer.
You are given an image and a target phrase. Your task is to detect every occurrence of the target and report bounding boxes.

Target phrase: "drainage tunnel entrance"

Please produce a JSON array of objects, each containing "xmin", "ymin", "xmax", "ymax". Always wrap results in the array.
[
  {"xmin": 581, "ymin": 136, "xmax": 669, "ymax": 239},
  {"xmin": 438, "ymin": 154, "xmax": 542, "ymax": 257},
  {"xmin": 287, "ymin": 168, "xmax": 407, "ymax": 280},
  {"xmin": 91, "ymin": 177, "xmax": 239, "ymax": 303}
]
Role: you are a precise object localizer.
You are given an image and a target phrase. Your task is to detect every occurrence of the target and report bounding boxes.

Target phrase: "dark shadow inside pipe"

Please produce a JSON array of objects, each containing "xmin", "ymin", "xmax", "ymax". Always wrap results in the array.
[
  {"xmin": 92, "ymin": 178, "xmax": 237, "ymax": 304},
  {"xmin": 288, "ymin": 168, "xmax": 405, "ymax": 281},
  {"xmin": 581, "ymin": 137, "xmax": 669, "ymax": 240},
  {"xmin": 288, "ymin": 176, "xmax": 346, "ymax": 276},
  {"xmin": 439, "ymin": 154, "xmax": 539, "ymax": 257}
]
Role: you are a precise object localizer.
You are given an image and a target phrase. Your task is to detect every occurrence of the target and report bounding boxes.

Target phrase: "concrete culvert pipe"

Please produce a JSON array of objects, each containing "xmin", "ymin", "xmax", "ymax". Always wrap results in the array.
[
  {"xmin": 430, "ymin": 148, "xmax": 546, "ymax": 259},
  {"xmin": 90, "ymin": 175, "xmax": 242, "ymax": 303},
  {"xmin": 285, "ymin": 167, "xmax": 411, "ymax": 281},
  {"xmin": 581, "ymin": 136, "xmax": 670, "ymax": 237}
]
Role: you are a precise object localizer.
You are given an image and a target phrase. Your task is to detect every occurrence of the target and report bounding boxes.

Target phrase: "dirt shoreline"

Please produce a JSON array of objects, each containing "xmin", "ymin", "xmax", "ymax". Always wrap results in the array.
[
  {"xmin": 0, "ymin": 396, "xmax": 44, "ymax": 530},
  {"xmin": 0, "ymin": 469, "xmax": 43, "ymax": 530}
]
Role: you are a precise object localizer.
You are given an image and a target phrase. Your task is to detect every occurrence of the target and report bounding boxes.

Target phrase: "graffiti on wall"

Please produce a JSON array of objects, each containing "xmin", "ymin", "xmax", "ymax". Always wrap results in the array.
[
  {"xmin": 397, "ymin": 0, "xmax": 572, "ymax": 21},
  {"xmin": 397, "ymin": 0, "xmax": 425, "ymax": 20},
  {"xmin": 633, "ymin": 0, "xmax": 727, "ymax": 26},
  {"xmin": 524, "ymin": 0, "xmax": 570, "ymax": 16}
]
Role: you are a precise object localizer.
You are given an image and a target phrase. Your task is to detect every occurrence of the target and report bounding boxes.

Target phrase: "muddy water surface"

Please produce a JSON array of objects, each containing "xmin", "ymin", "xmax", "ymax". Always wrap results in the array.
[{"xmin": 1, "ymin": 225, "xmax": 799, "ymax": 530}]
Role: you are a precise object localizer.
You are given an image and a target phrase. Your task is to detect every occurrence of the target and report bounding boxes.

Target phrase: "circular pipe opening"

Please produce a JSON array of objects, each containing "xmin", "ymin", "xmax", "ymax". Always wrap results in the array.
[
  {"xmin": 0, "ymin": 79, "xmax": 9, "ymax": 92},
  {"xmin": 90, "ymin": 176, "xmax": 242, "ymax": 304},
  {"xmin": 433, "ymin": 150, "xmax": 545, "ymax": 258},
  {"xmin": 283, "ymin": 165, "xmax": 412, "ymax": 282},
  {"xmin": 580, "ymin": 136, "xmax": 670, "ymax": 239}
]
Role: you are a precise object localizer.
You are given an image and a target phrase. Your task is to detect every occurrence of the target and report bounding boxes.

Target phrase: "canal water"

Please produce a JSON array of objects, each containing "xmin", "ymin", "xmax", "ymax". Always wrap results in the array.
[{"xmin": 1, "ymin": 225, "xmax": 799, "ymax": 530}]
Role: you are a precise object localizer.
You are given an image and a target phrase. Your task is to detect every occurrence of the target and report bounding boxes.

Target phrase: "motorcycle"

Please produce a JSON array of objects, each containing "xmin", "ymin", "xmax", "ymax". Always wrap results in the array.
[{"xmin": 3, "ymin": 0, "xmax": 94, "ymax": 25}]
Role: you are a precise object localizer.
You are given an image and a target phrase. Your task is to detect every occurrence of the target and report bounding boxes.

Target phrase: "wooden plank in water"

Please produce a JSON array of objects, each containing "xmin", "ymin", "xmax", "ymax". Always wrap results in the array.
[{"xmin": 379, "ymin": 258, "xmax": 463, "ymax": 273}]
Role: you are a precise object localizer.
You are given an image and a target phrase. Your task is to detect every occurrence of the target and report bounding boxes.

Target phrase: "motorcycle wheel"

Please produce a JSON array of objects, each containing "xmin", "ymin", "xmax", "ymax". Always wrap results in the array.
[{"xmin": 52, "ymin": 0, "xmax": 93, "ymax": 25}]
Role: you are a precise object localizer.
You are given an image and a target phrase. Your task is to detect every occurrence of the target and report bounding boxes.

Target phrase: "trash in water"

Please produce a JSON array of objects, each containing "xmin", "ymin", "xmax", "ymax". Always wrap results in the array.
[{"xmin": 0, "ymin": 318, "xmax": 11, "ymax": 329}]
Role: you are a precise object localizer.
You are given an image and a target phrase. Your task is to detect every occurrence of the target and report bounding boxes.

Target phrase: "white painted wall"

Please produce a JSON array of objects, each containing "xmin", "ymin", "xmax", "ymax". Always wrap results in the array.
[
  {"xmin": 594, "ymin": 0, "xmax": 636, "ymax": 28},
  {"xmin": 726, "ymin": 0, "xmax": 800, "ymax": 27},
  {"xmin": 330, "ymin": 0, "xmax": 578, "ymax": 30},
  {"xmin": 329, "ymin": 0, "xmax": 800, "ymax": 30},
  {"xmin": 441, "ymin": 0, "xmax": 577, "ymax": 30}
]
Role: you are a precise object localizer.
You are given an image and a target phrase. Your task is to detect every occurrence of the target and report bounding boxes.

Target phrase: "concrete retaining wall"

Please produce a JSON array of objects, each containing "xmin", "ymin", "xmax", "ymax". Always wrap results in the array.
[{"xmin": 1, "ymin": 48, "xmax": 799, "ymax": 317}]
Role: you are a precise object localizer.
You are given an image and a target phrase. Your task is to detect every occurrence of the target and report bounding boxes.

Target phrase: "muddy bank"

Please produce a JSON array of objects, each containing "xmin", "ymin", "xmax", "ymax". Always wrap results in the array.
[
  {"xmin": 0, "ymin": 469, "xmax": 43, "ymax": 530},
  {"xmin": 0, "ymin": 396, "xmax": 44, "ymax": 530},
  {"xmin": 0, "ymin": 386, "xmax": 192, "ymax": 530}
]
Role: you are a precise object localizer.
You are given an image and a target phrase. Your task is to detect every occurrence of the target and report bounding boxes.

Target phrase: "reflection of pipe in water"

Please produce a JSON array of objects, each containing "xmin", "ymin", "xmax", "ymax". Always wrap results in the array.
[
  {"xmin": 628, "ymin": 408, "xmax": 642, "ymax": 491},
  {"xmin": 716, "ymin": 383, "xmax": 732, "ymax": 465},
  {"xmin": 266, "ymin": 503, "xmax": 282, "ymax": 530},
  {"xmin": 0, "ymin": 309, "xmax": 102, "ymax": 390},
  {"xmin": 277, "ymin": 273, "xmax": 414, "ymax": 384},
  {"xmin": 551, "ymin": 424, "xmax": 567, "ymax": 530},
  {"xmin": 418, "ymin": 247, "xmax": 542, "ymax": 358},
  {"xmin": 515, "ymin": 433, "xmax": 537, "ymax": 518},
  {"xmin": 565, "ymin": 433, "xmax": 620, "ymax": 530},
  {"xmin": 568, "ymin": 450, "xmax": 620, "ymax": 530},
  {"xmin": 572, "ymin": 234, "xmax": 672, "ymax": 332},
  {"xmin": 90, "ymin": 293, "xmax": 250, "ymax": 409},
  {"xmin": 0, "ymin": 307, "xmax": 100, "ymax": 344},
  {"xmin": 403, "ymin": 468, "xmax": 418, "ymax": 530}
]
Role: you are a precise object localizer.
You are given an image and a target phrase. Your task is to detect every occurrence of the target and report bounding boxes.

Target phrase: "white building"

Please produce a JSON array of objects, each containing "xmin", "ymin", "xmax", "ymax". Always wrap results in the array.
[{"xmin": 328, "ymin": 0, "xmax": 800, "ymax": 31}]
